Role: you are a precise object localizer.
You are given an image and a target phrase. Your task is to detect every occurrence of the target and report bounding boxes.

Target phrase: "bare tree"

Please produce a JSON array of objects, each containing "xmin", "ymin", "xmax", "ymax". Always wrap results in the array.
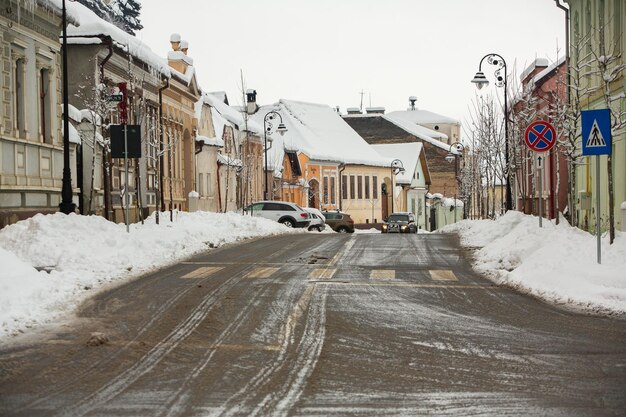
[{"xmin": 590, "ymin": 16, "xmax": 626, "ymax": 244}]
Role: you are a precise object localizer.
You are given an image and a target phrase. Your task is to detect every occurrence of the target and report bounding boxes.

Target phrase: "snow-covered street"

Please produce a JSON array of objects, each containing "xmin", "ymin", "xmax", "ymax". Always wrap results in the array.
[
  {"xmin": 2, "ymin": 211, "xmax": 625, "ymax": 340},
  {"xmin": 1, "ymin": 220, "xmax": 625, "ymax": 416}
]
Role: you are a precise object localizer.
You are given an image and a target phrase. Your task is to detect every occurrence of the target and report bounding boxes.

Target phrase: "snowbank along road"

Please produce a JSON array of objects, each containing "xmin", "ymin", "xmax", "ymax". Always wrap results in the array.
[{"xmin": 1, "ymin": 232, "xmax": 625, "ymax": 416}]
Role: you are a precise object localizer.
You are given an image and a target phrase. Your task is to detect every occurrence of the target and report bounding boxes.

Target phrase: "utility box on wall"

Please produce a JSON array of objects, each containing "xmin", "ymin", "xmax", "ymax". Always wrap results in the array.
[{"xmin": 579, "ymin": 191, "xmax": 592, "ymax": 211}]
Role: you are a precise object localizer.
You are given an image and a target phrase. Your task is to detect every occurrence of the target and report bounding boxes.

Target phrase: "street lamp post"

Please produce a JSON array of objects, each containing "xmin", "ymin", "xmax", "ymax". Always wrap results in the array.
[
  {"xmin": 390, "ymin": 158, "xmax": 405, "ymax": 214},
  {"xmin": 59, "ymin": 0, "xmax": 76, "ymax": 214},
  {"xmin": 471, "ymin": 53, "xmax": 512, "ymax": 211},
  {"xmin": 263, "ymin": 111, "xmax": 287, "ymax": 200},
  {"xmin": 445, "ymin": 142, "xmax": 465, "ymax": 223}
]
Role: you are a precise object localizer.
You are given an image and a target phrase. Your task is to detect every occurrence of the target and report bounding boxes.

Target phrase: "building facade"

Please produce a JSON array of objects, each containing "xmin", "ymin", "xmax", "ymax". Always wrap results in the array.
[{"xmin": 0, "ymin": 1, "xmax": 77, "ymax": 227}]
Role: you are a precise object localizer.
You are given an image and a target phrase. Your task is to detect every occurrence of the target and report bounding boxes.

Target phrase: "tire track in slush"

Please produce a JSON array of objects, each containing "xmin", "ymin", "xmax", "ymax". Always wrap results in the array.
[
  {"xmin": 255, "ymin": 285, "xmax": 328, "ymax": 416},
  {"xmin": 22, "ymin": 265, "xmax": 191, "ymax": 411},
  {"xmin": 215, "ymin": 237, "xmax": 351, "ymax": 416},
  {"xmin": 159, "ymin": 278, "xmax": 290, "ymax": 417},
  {"xmin": 55, "ymin": 264, "xmax": 257, "ymax": 417}
]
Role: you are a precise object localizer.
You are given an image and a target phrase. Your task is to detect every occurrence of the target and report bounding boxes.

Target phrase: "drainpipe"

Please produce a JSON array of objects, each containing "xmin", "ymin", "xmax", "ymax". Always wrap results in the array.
[
  {"xmin": 157, "ymin": 77, "xmax": 170, "ymax": 223},
  {"xmin": 554, "ymin": 0, "xmax": 573, "ymax": 223},
  {"xmin": 99, "ymin": 36, "xmax": 114, "ymax": 221},
  {"xmin": 338, "ymin": 163, "xmax": 346, "ymax": 211}
]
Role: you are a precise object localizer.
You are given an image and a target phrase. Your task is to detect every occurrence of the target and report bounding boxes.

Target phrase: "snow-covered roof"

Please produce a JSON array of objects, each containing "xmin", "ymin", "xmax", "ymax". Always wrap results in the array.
[
  {"xmin": 66, "ymin": 103, "xmax": 82, "ymax": 124},
  {"xmin": 251, "ymin": 100, "xmax": 393, "ymax": 169},
  {"xmin": 61, "ymin": 123, "xmax": 81, "ymax": 145},
  {"xmin": 203, "ymin": 92, "xmax": 262, "ymax": 135},
  {"xmin": 529, "ymin": 55, "xmax": 566, "ymax": 86},
  {"xmin": 39, "ymin": 0, "xmax": 80, "ymax": 25},
  {"xmin": 66, "ymin": 2, "xmax": 170, "ymax": 77},
  {"xmin": 383, "ymin": 114, "xmax": 451, "ymax": 152},
  {"xmin": 371, "ymin": 142, "xmax": 423, "ymax": 185},
  {"xmin": 196, "ymin": 135, "xmax": 223, "ymax": 148},
  {"xmin": 387, "ymin": 109, "xmax": 460, "ymax": 126},
  {"xmin": 521, "ymin": 58, "xmax": 550, "ymax": 82},
  {"xmin": 217, "ymin": 153, "xmax": 241, "ymax": 167}
]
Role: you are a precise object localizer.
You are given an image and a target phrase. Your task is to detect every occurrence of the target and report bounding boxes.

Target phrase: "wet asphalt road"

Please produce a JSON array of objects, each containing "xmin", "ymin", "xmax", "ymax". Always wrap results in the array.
[{"xmin": 1, "ymin": 232, "xmax": 625, "ymax": 416}]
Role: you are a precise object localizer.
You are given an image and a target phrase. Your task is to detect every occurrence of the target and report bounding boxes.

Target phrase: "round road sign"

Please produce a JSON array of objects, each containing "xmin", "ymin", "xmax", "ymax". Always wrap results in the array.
[{"xmin": 524, "ymin": 121, "xmax": 556, "ymax": 152}]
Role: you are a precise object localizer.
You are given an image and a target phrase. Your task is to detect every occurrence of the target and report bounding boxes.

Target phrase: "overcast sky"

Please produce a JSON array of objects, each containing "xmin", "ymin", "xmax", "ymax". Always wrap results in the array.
[{"xmin": 136, "ymin": 0, "xmax": 566, "ymax": 138}]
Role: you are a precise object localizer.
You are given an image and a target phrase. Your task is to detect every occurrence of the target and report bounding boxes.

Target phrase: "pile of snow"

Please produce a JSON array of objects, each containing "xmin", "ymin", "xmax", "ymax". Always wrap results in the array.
[
  {"xmin": 442, "ymin": 211, "xmax": 626, "ymax": 315},
  {"xmin": 0, "ymin": 211, "xmax": 301, "ymax": 339}
]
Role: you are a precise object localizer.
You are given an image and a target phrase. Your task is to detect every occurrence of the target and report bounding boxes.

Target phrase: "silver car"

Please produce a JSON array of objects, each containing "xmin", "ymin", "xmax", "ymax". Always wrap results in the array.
[{"xmin": 304, "ymin": 208, "xmax": 326, "ymax": 232}]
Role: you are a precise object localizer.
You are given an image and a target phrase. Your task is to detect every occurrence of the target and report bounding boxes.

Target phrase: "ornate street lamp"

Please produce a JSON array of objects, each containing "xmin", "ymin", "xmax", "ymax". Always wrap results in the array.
[
  {"xmin": 59, "ymin": 0, "xmax": 76, "ymax": 214},
  {"xmin": 471, "ymin": 53, "xmax": 512, "ymax": 211},
  {"xmin": 263, "ymin": 111, "xmax": 287, "ymax": 200},
  {"xmin": 390, "ymin": 158, "xmax": 405, "ymax": 214},
  {"xmin": 446, "ymin": 142, "xmax": 465, "ymax": 222}
]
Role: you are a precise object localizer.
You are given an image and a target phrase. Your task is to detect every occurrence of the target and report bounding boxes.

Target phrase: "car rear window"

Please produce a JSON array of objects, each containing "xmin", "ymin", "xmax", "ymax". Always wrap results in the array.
[{"xmin": 388, "ymin": 214, "xmax": 409, "ymax": 222}]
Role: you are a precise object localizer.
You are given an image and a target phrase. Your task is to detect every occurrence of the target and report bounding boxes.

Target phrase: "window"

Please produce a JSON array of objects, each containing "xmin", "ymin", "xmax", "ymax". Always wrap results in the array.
[
  {"xmin": 342, "ymin": 175, "xmax": 348, "ymax": 199},
  {"xmin": 615, "ymin": 0, "xmax": 622, "ymax": 48},
  {"xmin": 198, "ymin": 174, "xmax": 204, "ymax": 196},
  {"xmin": 365, "ymin": 176, "xmax": 370, "ymax": 199},
  {"xmin": 39, "ymin": 68, "xmax": 52, "ymax": 143},
  {"xmin": 330, "ymin": 177, "xmax": 336, "ymax": 204},
  {"xmin": 373, "ymin": 176, "xmax": 378, "ymax": 199},
  {"xmin": 349, "ymin": 176, "xmax": 355, "ymax": 199},
  {"xmin": 323, "ymin": 176, "xmax": 329, "ymax": 204},
  {"xmin": 15, "ymin": 58, "xmax": 25, "ymax": 137},
  {"xmin": 357, "ymin": 176, "xmax": 363, "ymax": 199}
]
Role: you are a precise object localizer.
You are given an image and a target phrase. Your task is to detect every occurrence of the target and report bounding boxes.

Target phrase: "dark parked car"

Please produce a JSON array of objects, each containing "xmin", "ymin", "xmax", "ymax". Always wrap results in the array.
[
  {"xmin": 381, "ymin": 212, "xmax": 417, "ymax": 234},
  {"xmin": 322, "ymin": 211, "xmax": 355, "ymax": 233}
]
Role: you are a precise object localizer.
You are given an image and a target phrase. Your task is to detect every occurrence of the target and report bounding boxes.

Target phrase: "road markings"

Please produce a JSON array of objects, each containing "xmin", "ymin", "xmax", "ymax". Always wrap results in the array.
[
  {"xmin": 314, "ymin": 281, "xmax": 500, "ymax": 289},
  {"xmin": 246, "ymin": 267, "xmax": 280, "ymax": 278},
  {"xmin": 429, "ymin": 270, "xmax": 458, "ymax": 281},
  {"xmin": 308, "ymin": 268, "xmax": 336, "ymax": 280},
  {"xmin": 181, "ymin": 267, "xmax": 224, "ymax": 279},
  {"xmin": 370, "ymin": 269, "xmax": 395, "ymax": 280},
  {"xmin": 329, "ymin": 237, "xmax": 356, "ymax": 266}
]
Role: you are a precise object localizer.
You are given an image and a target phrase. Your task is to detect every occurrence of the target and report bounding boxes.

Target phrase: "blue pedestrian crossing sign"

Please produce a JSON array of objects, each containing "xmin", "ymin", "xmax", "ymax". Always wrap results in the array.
[{"xmin": 582, "ymin": 109, "xmax": 611, "ymax": 156}]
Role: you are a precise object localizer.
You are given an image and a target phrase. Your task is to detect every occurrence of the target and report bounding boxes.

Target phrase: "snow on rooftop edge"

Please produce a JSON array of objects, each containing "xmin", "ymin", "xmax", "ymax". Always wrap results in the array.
[
  {"xmin": 66, "ymin": 2, "xmax": 170, "ymax": 77},
  {"xmin": 270, "ymin": 99, "xmax": 393, "ymax": 167}
]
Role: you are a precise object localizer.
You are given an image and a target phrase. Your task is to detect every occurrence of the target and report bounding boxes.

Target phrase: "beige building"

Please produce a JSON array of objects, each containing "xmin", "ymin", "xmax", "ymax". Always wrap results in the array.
[
  {"xmin": 161, "ymin": 35, "xmax": 201, "ymax": 212},
  {"xmin": 0, "ymin": 1, "xmax": 78, "ymax": 227}
]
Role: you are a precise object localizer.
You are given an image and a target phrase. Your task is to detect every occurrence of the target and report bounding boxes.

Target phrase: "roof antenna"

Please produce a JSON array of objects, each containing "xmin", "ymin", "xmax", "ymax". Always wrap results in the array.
[{"xmin": 359, "ymin": 89, "xmax": 366, "ymax": 112}]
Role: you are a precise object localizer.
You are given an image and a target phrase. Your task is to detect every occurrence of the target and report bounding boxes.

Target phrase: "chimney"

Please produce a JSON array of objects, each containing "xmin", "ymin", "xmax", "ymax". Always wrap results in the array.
[
  {"xmin": 170, "ymin": 33, "xmax": 181, "ymax": 51},
  {"xmin": 167, "ymin": 34, "xmax": 193, "ymax": 74},
  {"xmin": 180, "ymin": 40, "xmax": 189, "ymax": 55},
  {"xmin": 246, "ymin": 89, "xmax": 258, "ymax": 114},
  {"xmin": 365, "ymin": 107, "xmax": 385, "ymax": 115},
  {"xmin": 409, "ymin": 96, "xmax": 417, "ymax": 111},
  {"xmin": 346, "ymin": 107, "xmax": 362, "ymax": 115}
]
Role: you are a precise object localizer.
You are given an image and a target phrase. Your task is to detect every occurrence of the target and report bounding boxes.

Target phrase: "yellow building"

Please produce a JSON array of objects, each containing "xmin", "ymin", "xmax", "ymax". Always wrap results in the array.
[
  {"xmin": 253, "ymin": 100, "xmax": 393, "ymax": 224},
  {"xmin": 161, "ymin": 35, "xmax": 201, "ymax": 212}
]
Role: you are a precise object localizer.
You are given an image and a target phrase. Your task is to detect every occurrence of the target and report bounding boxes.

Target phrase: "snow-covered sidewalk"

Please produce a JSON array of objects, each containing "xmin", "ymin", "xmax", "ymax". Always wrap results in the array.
[
  {"xmin": 442, "ymin": 211, "xmax": 626, "ymax": 316},
  {"xmin": 0, "ymin": 211, "xmax": 302, "ymax": 339}
]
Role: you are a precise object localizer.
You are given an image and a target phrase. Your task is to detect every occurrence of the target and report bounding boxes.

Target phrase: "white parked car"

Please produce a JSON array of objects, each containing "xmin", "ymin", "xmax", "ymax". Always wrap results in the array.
[
  {"xmin": 243, "ymin": 201, "xmax": 310, "ymax": 228},
  {"xmin": 304, "ymin": 208, "xmax": 326, "ymax": 232}
]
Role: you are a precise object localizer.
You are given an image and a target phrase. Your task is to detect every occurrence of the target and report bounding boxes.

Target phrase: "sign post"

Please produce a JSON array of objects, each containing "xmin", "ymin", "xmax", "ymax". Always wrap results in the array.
[
  {"xmin": 524, "ymin": 121, "xmax": 556, "ymax": 228},
  {"xmin": 581, "ymin": 109, "xmax": 612, "ymax": 264}
]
